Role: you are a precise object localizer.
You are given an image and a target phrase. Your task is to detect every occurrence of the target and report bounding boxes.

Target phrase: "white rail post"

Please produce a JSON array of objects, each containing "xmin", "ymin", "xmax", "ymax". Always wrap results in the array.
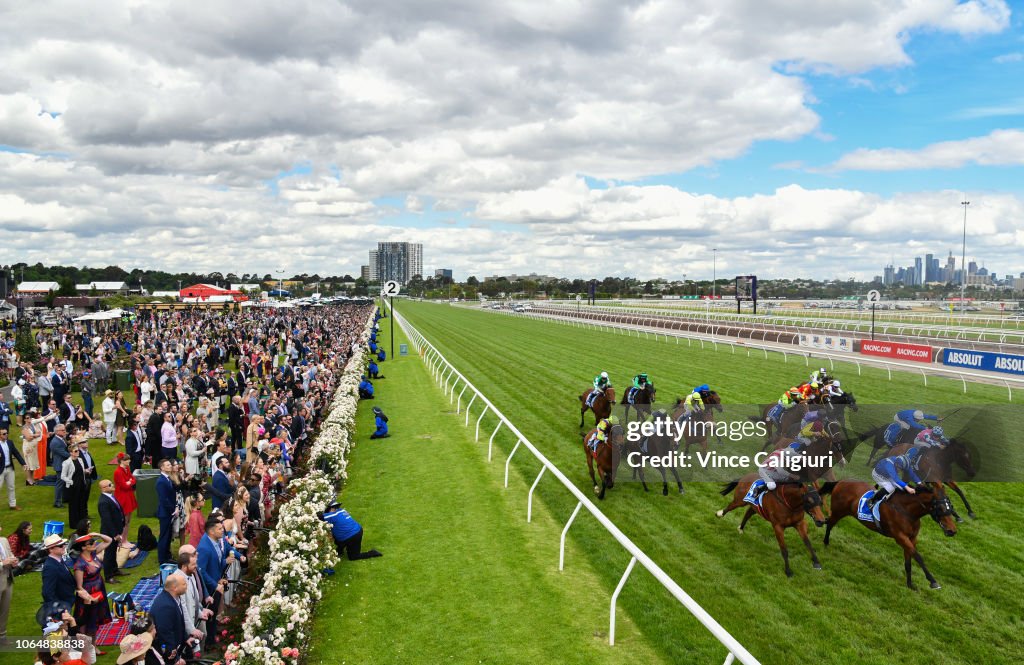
[
  {"xmin": 609, "ymin": 556, "xmax": 638, "ymax": 646},
  {"xmin": 464, "ymin": 393, "xmax": 478, "ymax": 425},
  {"xmin": 887, "ymin": 366, "xmax": 892, "ymax": 380},
  {"xmin": 488, "ymin": 421, "xmax": 504, "ymax": 461},
  {"xmin": 856, "ymin": 362, "xmax": 861, "ymax": 376},
  {"xmin": 456, "ymin": 384, "xmax": 468, "ymax": 413},
  {"xmin": 475, "ymin": 404, "xmax": 490, "ymax": 441},
  {"xmin": 921, "ymin": 369, "xmax": 927, "ymax": 387},
  {"xmin": 527, "ymin": 466, "xmax": 547, "ymax": 522},
  {"xmin": 961, "ymin": 376, "xmax": 967, "ymax": 394},
  {"xmin": 504, "ymin": 438, "xmax": 522, "ymax": 487},
  {"xmin": 559, "ymin": 501, "xmax": 584, "ymax": 571}
]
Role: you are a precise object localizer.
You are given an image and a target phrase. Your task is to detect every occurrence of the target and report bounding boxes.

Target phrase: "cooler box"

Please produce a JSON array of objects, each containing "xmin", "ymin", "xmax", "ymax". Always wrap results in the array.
[{"xmin": 43, "ymin": 520, "xmax": 64, "ymax": 538}]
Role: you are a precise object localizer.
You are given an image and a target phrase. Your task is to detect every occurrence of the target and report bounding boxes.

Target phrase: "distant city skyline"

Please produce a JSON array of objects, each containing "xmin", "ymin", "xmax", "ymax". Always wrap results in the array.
[{"xmin": 879, "ymin": 249, "xmax": 1020, "ymax": 287}]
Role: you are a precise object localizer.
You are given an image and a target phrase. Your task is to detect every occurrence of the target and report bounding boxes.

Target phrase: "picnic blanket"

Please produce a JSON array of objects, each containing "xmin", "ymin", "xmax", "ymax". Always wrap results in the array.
[
  {"xmin": 121, "ymin": 548, "xmax": 149, "ymax": 569},
  {"xmin": 93, "ymin": 619, "xmax": 132, "ymax": 647},
  {"xmin": 129, "ymin": 576, "xmax": 161, "ymax": 612}
]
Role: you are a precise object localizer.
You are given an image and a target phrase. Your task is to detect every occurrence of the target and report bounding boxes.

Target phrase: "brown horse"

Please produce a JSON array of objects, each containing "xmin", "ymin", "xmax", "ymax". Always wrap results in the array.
[
  {"xmin": 887, "ymin": 440, "xmax": 977, "ymax": 519},
  {"xmin": 579, "ymin": 386, "xmax": 616, "ymax": 428},
  {"xmin": 770, "ymin": 421, "xmax": 848, "ymax": 484},
  {"xmin": 821, "ymin": 480, "xmax": 956, "ymax": 590},
  {"xmin": 671, "ymin": 391, "xmax": 724, "ymax": 455},
  {"xmin": 717, "ymin": 474, "xmax": 826, "ymax": 577},
  {"xmin": 752, "ymin": 402, "xmax": 808, "ymax": 449},
  {"xmin": 582, "ymin": 424, "xmax": 623, "ymax": 500},
  {"xmin": 621, "ymin": 383, "xmax": 656, "ymax": 422},
  {"xmin": 621, "ymin": 410, "xmax": 685, "ymax": 496}
]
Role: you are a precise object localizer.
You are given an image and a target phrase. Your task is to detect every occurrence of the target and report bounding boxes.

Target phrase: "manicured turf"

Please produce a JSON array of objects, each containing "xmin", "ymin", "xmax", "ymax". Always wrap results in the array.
[
  {"xmin": 307, "ymin": 322, "xmax": 665, "ymax": 665},
  {"xmin": 397, "ymin": 300, "xmax": 1024, "ymax": 665}
]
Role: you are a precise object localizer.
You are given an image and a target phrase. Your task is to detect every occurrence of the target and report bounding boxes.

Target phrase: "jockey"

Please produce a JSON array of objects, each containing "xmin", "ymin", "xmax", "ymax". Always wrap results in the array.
[
  {"xmin": 810, "ymin": 367, "xmax": 831, "ymax": 385},
  {"xmin": 588, "ymin": 415, "xmax": 619, "ymax": 452},
  {"xmin": 870, "ymin": 447, "xmax": 923, "ymax": 506},
  {"xmin": 894, "ymin": 408, "xmax": 941, "ymax": 434},
  {"xmin": 797, "ymin": 381, "xmax": 820, "ymax": 402},
  {"xmin": 632, "ymin": 373, "xmax": 650, "ymax": 390},
  {"xmin": 795, "ymin": 418, "xmax": 825, "ymax": 447},
  {"xmin": 778, "ymin": 387, "xmax": 803, "ymax": 409},
  {"xmin": 681, "ymin": 385, "xmax": 707, "ymax": 420},
  {"xmin": 823, "ymin": 380, "xmax": 843, "ymax": 399},
  {"xmin": 758, "ymin": 444, "xmax": 801, "ymax": 491},
  {"xmin": 592, "ymin": 372, "xmax": 611, "ymax": 393},
  {"xmin": 914, "ymin": 425, "xmax": 947, "ymax": 449}
]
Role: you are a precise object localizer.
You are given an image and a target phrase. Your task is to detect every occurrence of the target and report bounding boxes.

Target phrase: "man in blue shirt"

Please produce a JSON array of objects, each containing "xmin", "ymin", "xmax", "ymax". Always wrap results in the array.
[
  {"xmin": 367, "ymin": 360, "xmax": 383, "ymax": 380},
  {"xmin": 319, "ymin": 501, "xmax": 382, "ymax": 561},
  {"xmin": 358, "ymin": 376, "xmax": 374, "ymax": 400}
]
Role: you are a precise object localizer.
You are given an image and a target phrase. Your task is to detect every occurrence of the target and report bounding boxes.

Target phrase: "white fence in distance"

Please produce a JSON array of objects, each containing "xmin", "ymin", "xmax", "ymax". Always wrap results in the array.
[{"xmin": 392, "ymin": 305, "xmax": 761, "ymax": 665}]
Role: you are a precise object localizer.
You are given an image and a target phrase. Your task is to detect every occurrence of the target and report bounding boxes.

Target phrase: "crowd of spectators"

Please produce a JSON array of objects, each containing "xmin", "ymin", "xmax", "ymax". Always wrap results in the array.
[{"xmin": 0, "ymin": 301, "xmax": 374, "ymax": 664}]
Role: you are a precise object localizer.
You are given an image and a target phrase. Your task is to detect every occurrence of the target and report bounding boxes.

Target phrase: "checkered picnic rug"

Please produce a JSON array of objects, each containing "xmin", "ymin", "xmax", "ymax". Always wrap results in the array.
[
  {"xmin": 129, "ymin": 576, "xmax": 161, "ymax": 611},
  {"xmin": 94, "ymin": 619, "xmax": 132, "ymax": 647}
]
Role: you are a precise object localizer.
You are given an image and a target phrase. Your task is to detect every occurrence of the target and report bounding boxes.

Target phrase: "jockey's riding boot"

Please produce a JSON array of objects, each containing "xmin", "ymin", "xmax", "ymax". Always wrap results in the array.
[{"xmin": 870, "ymin": 490, "xmax": 886, "ymax": 507}]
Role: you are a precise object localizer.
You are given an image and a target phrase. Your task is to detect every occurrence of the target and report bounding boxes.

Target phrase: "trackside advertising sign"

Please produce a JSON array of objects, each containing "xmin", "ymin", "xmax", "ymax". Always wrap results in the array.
[
  {"xmin": 942, "ymin": 348, "xmax": 1024, "ymax": 376},
  {"xmin": 859, "ymin": 340, "xmax": 933, "ymax": 363},
  {"xmin": 798, "ymin": 334, "xmax": 854, "ymax": 353}
]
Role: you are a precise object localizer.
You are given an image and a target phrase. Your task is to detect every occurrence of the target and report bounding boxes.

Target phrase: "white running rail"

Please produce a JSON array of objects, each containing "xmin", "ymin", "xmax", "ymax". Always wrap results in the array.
[{"xmin": 391, "ymin": 305, "xmax": 760, "ymax": 665}]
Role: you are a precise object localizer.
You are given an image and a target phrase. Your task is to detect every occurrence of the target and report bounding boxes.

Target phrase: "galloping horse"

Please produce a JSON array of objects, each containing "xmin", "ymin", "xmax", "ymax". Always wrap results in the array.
[
  {"xmin": 621, "ymin": 383, "xmax": 656, "ymax": 422},
  {"xmin": 820, "ymin": 391, "xmax": 858, "ymax": 442},
  {"xmin": 753, "ymin": 402, "xmax": 809, "ymax": 449},
  {"xmin": 821, "ymin": 480, "xmax": 956, "ymax": 589},
  {"xmin": 887, "ymin": 440, "xmax": 977, "ymax": 519},
  {"xmin": 579, "ymin": 386, "xmax": 616, "ymax": 428},
  {"xmin": 671, "ymin": 391, "xmax": 724, "ymax": 455},
  {"xmin": 771, "ymin": 420, "xmax": 848, "ymax": 484},
  {"xmin": 717, "ymin": 474, "xmax": 826, "ymax": 577},
  {"xmin": 582, "ymin": 423, "xmax": 623, "ymax": 500},
  {"xmin": 621, "ymin": 410, "xmax": 684, "ymax": 496}
]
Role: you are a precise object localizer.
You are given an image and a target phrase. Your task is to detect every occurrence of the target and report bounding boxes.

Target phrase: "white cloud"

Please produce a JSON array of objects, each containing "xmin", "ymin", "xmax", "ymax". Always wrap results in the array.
[
  {"xmin": 830, "ymin": 129, "xmax": 1024, "ymax": 170},
  {"xmin": 993, "ymin": 52, "xmax": 1023, "ymax": 63},
  {"xmin": 0, "ymin": 0, "xmax": 1015, "ymax": 279}
]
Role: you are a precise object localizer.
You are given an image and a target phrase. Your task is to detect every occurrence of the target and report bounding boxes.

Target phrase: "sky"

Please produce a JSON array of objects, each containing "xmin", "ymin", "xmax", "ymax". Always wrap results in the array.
[{"xmin": 2, "ymin": 0, "xmax": 1023, "ymax": 282}]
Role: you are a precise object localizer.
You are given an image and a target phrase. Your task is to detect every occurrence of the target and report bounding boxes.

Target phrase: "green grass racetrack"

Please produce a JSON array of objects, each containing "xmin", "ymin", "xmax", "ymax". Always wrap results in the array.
[{"xmin": 391, "ymin": 301, "xmax": 1024, "ymax": 665}]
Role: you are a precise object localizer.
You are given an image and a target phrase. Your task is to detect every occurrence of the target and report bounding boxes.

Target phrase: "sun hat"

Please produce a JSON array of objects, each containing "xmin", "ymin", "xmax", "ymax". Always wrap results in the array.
[
  {"xmin": 43, "ymin": 534, "xmax": 67, "ymax": 549},
  {"xmin": 117, "ymin": 631, "xmax": 153, "ymax": 664}
]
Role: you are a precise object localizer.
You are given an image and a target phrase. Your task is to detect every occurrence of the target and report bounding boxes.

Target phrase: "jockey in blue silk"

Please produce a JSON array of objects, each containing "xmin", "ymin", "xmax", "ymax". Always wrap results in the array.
[
  {"xmin": 914, "ymin": 425, "xmax": 947, "ymax": 449},
  {"xmin": 894, "ymin": 408, "xmax": 941, "ymax": 433},
  {"xmin": 758, "ymin": 444, "xmax": 801, "ymax": 491},
  {"xmin": 870, "ymin": 447, "xmax": 924, "ymax": 506}
]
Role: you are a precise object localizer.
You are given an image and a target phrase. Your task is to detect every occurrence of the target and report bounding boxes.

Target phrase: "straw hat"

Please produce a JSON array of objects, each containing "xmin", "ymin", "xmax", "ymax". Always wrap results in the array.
[
  {"xmin": 117, "ymin": 632, "xmax": 153, "ymax": 664},
  {"xmin": 42, "ymin": 534, "xmax": 67, "ymax": 549}
]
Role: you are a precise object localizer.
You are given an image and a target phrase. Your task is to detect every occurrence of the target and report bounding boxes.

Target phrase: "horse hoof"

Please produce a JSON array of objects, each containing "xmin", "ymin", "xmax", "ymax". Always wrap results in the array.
[
  {"xmin": 737, "ymin": 526, "xmax": 744, "ymax": 534},
  {"xmin": 715, "ymin": 509, "xmax": 724, "ymax": 518},
  {"xmin": 679, "ymin": 487, "xmax": 685, "ymax": 495},
  {"xmin": 593, "ymin": 485, "xmax": 600, "ymax": 494},
  {"xmin": 968, "ymin": 512, "xmax": 977, "ymax": 519},
  {"xmin": 662, "ymin": 488, "xmax": 668, "ymax": 496},
  {"xmin": 785, "ymin": 570, "xmax": 794, "ymax": 578},
  {"xmin": 930, "ymin": 582, "xmax": 942, "ymax": 590},
  {"xmin": 813, "ymin": 563, "xmax": 822, "ymax": 570},
  {"xmin": 955, "ymin": 515, "xmax": 964, "ymax": 523}
]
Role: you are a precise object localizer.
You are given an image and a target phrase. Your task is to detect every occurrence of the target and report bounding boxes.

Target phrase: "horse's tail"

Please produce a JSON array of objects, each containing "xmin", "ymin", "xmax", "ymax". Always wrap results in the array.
[
  {"xmin": 819, "ymin": 481, "xmax": 837, "ymax": 496},
  {"xmin": 720, "ymin": 480, "xmax": 739, "ymax": 496}
]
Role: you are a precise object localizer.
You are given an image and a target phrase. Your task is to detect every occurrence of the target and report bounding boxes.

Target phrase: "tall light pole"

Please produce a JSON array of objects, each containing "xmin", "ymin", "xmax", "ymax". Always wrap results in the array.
[
  {"xmin": 276, "ymin": 268, "xmax": 285, "ymax": 301},
  {"xmin": 960, "ymin": 199, "xmax": 969, "ymax": 313},
  {"xmin": 712, "ymin": 248, "xmax": 718, "ymax": 299}
]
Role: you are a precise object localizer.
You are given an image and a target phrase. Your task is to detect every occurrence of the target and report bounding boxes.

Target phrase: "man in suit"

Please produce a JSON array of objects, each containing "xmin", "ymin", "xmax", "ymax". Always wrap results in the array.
[
  {"xmin": 40, "ymin": 534, "xmax": 76, "ymax": 605},
  {"xmin": 150, "ymin": 573, "xmax": 189, "ymax": 664},
  {"xmin": 176, "ymin": 548, "xmax": 211, "ymax": 648},
  {"xmin": 156, "ymin": 459, "xmax": 177, "ymax": 564},
  {"xmin": 208, "ymin": 456, "xmax": 233, "ymax": 511},
  {"xmin": 91, "ymin": 358, "xmax": 110, "ymax": 393},
  {"xmin": 126, "ymin": 420, "xmax": 145, "ymax": 471},
  {"xmin": 0, "ymin": 430, "xmax": 26, "ymax": 511},
  {"xmin": 97, "ymin": 479, "xmax": 126, "ymax": 583},
  {"xmin": 49, "ymin": 425, "xmax": 69, "ymax": 508},
  {"xmin": 78, "ymin": 440, "xmax": 98, "ymax": 514},
  {"xmin": 147, "ymin": 405, "xmax": 166, "ymax": 468},
  {"xmin": 196, "ymin": 516, "xmax": 240, "ymax": 647},
  {"xmin": 227, "ymin": 396, "xmax": 244, "ymax": 450},
  {"xmin": 58, "ymin": 394, "xmax": 75, "ymax": 427}
]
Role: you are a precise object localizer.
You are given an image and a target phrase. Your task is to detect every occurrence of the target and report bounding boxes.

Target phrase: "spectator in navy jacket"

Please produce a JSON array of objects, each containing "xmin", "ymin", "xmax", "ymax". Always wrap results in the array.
[
  {"xmin": 156, "ymin": 459, "xmax": 177, "ymax": 564},
  {"xmin": 208, "ymin": 456, "xmax": 234, "ymax": 511},
  {"xmin": 150, "ymin": 573, "xmax": 188, "ymax": 664}
]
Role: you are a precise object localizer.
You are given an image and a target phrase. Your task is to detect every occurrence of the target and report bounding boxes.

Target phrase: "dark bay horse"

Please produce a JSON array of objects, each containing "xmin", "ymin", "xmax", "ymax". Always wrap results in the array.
[
  {"xmin": 621, "ymin": 411, "xmax": 684, "ymax": 495},
  {"xmin": 579, "ymin": 386, "xmax": 616, "ymax": 428},
  {"xmin": 621, "ymin": 383, "xmax": 656, "ymax": 422},
  {"xmin": 770, "ymin": 421, "xmax": 848, "ymax": 484},
  {"xmin": 753, "ymin": 402, "xmax": 808, "ymax": 450},
  {"xmin": 717, "ymin": 474, "xmax": 826, "ymax": 577},
  {"xmin": 671, "ymin": 391, "xmax": 724, "ymax": 455},
  {"xmin": 821, "ymin": 480, "xmax": 956, "ymax": 590},
  {"xmin": 583, "ymin": 423, "xmax": 623, "ymax": 500},
  {"xmin": 887, "ymin": 441, "xmax": 977, "ymax": 519}
]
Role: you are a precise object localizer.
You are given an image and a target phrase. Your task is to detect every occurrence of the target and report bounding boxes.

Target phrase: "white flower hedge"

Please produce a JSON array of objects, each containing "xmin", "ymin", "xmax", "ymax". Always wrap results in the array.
[{"xmin": 225, "ymin": 311, "xmax": 376, "ymax": 665}]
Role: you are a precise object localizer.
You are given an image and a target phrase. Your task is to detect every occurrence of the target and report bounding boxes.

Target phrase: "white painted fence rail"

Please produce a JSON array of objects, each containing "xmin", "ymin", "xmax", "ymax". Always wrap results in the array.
[{"xmin": 391, "ymin": 305, "xmax": 760, "ymax": 665}]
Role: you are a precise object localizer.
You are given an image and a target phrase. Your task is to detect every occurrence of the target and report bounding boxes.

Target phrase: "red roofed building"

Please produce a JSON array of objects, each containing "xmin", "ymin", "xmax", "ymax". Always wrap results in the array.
[{"xmin": 179, "ymin": 283, "xmax": 248, "ymax": 303}]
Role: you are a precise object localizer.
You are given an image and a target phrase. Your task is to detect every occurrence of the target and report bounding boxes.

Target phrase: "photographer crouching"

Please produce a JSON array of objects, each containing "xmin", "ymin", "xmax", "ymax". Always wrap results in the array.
[{"xmin": 317, "ymin": 501, "xmax": 382, "ymax": 566}]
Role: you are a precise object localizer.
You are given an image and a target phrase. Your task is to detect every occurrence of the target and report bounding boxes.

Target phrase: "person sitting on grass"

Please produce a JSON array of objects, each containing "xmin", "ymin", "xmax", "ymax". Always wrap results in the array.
[
  {"xmin": 367, "ymin": 359, "xmax": 384, "ymax": 380},
  {"xmin": 358, "ymin": 376, "xmax": 374, "ymax": 400},
  {"xmin": 370, "ymin": 407, "xmax": 389, "ymax": 439}
]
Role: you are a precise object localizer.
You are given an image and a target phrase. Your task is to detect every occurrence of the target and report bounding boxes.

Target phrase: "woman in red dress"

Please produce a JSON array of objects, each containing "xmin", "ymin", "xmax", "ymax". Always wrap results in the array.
[{"xmin": 113, "ymin": 454, "xmax": 138, "ymax": 541}]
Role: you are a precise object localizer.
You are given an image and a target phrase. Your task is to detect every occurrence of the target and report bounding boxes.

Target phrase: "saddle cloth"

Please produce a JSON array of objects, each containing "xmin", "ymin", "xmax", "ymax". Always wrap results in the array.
[
  {"xmin": 856, "ymin": 490, "xmax": 882, "ymax": 524},
  {"xmin": 742, "ymin": 480, "xmax": 769, "ymax": 519}
]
